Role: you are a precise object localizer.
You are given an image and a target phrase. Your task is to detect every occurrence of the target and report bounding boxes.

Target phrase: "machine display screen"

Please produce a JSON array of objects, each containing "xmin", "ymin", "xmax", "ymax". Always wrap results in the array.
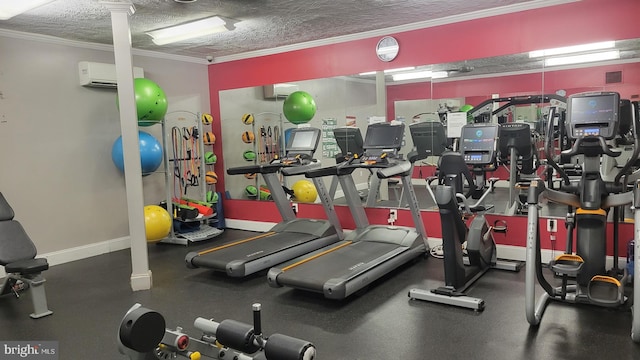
[
  {"xmin": 570, "ymin": 95, "xmax": 617, "ymax": 124},
  {"xmin": 568, "ymin": 92, "xmax": 619, "ymax": 139},
  {"xmin": 363, "ymin": 123, "xmax": 405, "ymax": 150},
  {"xmin": 461, "ymin": 125, "xmax": 497, "ymax": 152},
  {"xmin": 287, "ymin": 128, "xmax": 320, "ymax": 152}
]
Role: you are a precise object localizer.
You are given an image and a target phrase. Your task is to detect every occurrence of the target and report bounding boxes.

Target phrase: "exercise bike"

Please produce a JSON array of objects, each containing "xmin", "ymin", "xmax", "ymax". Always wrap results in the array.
[
  {"xmin": 409, "ymin": 124, "xmax": 522, "ymax": 311},
  {"xmin": 525, "ymin": 92, "xmax": 640, "ymax": 342}
]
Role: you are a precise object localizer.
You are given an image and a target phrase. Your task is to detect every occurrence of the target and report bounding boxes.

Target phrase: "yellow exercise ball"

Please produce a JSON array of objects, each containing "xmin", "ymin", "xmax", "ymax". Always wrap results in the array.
[
  {"xmin": 144, "ymin": 205, "xmax": 172, "ymax": 242},
  {"xmin": 291, "ymin": 180, "xmax": 318, "ymax": 203}
]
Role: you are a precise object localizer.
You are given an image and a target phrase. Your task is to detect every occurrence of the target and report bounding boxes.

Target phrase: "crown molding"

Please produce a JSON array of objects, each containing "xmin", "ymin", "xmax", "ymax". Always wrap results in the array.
[{"xmin": 0, "ymin": 28, "xmax": 207, "ymax": 64}]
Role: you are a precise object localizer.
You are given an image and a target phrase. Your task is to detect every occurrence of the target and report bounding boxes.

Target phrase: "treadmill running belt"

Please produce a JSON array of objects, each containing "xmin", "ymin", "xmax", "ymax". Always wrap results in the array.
[
  {"xmin": 276, "ymin": 241, "xmax": 408, "ymax": 292},
  {"xmin": 191, "ymin": 232, "xmax": 318, "ymax": 270}
]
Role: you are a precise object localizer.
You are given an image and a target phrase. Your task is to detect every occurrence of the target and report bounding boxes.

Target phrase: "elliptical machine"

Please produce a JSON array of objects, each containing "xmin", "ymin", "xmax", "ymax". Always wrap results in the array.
[
  {"xmin": 525, "ymin": 92, "xmax": 640, "ymax": 342},
  {"xmin": 408, "ymin": 124, "xmax": 521, "ymax": 311}
]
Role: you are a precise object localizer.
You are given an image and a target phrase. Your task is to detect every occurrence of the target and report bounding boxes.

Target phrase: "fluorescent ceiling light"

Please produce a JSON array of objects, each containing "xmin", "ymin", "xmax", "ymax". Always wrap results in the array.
[
  {"xmin": 359, "ymin": 67, "xmax": 415, "ymax": 76},
  {"xmin": 0, "ymin": 0, "xmax": 55, "ymax": 20},
  {"xmin": 392, "ymin": 71, "xmax": 433, "ymax": 81},
  {"xmin": 383, "ymin": 67, "xmax": 415, "ymax": 74},
  {"xmin": 529, "ymin": 41, "xmax": 615, "ymax": 58},
  {"xmin": 146, "ymin": 16, "xmax": 234, "ymax": 46},
  {"xmin": 544, "ymin": 50, "xmax": 620, "ymax": 67},
  {"xmin": 431, "ymin": 71, "xmax": 449, "ymax": 79}
]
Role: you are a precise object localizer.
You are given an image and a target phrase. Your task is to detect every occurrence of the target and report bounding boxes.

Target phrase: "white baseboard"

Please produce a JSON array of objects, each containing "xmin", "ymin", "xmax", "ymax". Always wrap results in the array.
[
  {"xmin": 427, "ymin": 238, "xmax": 629, "ymax": 268},
  {"xmin": 225, "ymin": 219, "xmax": 277, "ymax": 232},
  {"xmin": 0, "ymin": 236, "xmax": 131, "ymax": 279}
]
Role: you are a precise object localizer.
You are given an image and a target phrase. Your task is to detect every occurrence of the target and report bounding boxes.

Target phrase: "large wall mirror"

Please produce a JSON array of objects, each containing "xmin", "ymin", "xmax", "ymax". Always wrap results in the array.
[{"xmin": 218, "ymin": 36, "xmax": 640, "ymax": 220}]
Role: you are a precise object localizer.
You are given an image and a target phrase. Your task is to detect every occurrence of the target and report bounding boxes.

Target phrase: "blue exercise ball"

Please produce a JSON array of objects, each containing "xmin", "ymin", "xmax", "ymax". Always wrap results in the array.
[{"xmin": 111, "ymin": 131, "xmax": 163, "ymax": 176}]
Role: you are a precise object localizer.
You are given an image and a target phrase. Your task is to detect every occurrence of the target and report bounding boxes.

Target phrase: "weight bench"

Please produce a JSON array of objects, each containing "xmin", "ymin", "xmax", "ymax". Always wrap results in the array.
[{"xmin": 0, "ymin": 192, "xmax": 52, "ymax": 319}]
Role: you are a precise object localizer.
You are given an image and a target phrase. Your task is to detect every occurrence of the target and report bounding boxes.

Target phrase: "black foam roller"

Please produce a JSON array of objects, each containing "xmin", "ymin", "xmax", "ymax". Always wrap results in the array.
[
  {"xmin": 264, "ymin": 333, "xmax": 316, "ymax": 360},
  {"xmin": 119, "ymin": 307, "xmax": 166, "ymax": 353},
  {"xmin": 216, "ymin": 319, "xmax": 260, "ymax": 354}
]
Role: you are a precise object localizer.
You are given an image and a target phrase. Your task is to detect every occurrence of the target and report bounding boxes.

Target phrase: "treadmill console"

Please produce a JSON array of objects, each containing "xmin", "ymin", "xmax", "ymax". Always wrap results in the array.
[
  {"xmin": 410, "ymin": 121, "xmax": 448, "ymax": 157},
  {"xmin": 567, "ymin": 92, "xmax": 620, "ymax": 140},
  {"xmin": 284, "ymin": 127, "xmax": 322, "ymax": 158},
  {"xmin": 334, "ymin": 127, "xmax": 364, "ymax": 159},
  {"xmin": 460, "ymin": 123, "xmax": 498, "ymax": 165},
  {"xmin": 363, "ymin": 123, "xmax": 404, "ymax": 152}
]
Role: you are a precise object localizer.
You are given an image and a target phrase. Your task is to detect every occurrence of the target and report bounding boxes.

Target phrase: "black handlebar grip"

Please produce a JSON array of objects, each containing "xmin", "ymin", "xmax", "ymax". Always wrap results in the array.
[
  {"xmin": 264, "ymin": 333, "xmax": 316, "ymax": 360},
  {"xmin": 216, "ymin": 319, "xmax": 260, "ymax": 354}
]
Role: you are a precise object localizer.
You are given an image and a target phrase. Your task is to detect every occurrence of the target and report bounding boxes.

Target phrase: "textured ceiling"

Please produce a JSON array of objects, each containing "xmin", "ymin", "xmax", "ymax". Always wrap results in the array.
[{"xmin": 0, "ymin": 0, "xmax": 545, "ymax": 62}]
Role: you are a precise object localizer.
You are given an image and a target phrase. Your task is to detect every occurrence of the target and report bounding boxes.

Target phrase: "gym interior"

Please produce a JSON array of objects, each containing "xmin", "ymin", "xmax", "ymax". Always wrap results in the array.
[{"xmin": 2, "ymin": 0, "xmax": 640, "ymax": 359}]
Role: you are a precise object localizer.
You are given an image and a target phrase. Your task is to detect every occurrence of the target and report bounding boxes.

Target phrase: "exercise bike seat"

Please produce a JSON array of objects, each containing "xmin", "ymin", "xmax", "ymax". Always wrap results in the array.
[
  {"xmin": 438, "ymin": 151, "xmax": 475, "ymax": 198},
  {"xmin": 5, "ymin": 258, "xmax": 49, "ymax": 275}
]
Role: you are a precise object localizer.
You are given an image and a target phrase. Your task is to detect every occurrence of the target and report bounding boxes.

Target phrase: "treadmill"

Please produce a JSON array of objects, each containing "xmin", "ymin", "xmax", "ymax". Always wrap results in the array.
[
  {"xmin": 328, "ymin": 127, "xmax": 365, "ymax": 199},
  {"xmin": 267, "ymin": 122, "xmax": 429, "ymax": 299},
  {"xmin": 186, "ymin": 127, "xmax": 343, "ymax": 277}
]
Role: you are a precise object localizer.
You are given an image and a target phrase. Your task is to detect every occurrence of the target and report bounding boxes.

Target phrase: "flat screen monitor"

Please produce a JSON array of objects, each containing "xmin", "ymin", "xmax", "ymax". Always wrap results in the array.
[
  {"xmin": 333, "ymin": 127, "xmax": 364, "ymax": 156},
  {"xmin": 410, "ymin": 121, "xmax": 447, "ymax": 156},
  {"xmin": 363, "ymin": 122, "xmax": 405, "ymax": 151},
  {"xmin": 286, "ymin": 127, "xmax": 321, "ymax": 154},
  {"xmin": 460, "ymin": 124, "xmax": 498, "ymax": 153},
  {"xmin": 498, "ymin": 123, "xmax": 533, "ymax": 158},
  {"xmin": 568, "ymin": 92, "xmax": 620, "ymax": 140}
]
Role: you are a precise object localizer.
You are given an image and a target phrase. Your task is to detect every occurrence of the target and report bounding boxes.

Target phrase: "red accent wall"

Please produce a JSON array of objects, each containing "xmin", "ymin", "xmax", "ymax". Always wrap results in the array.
[
  {"xmin": 225, "ymin": 199, "xmax": 634, "ymax": 256},
  {"xmin": 210, "ymin": 0, "xmax": 640, "ymax": 251},
  {"xmin": 210, "ymin": 0, "xmax": 640, "ymax": 193}
]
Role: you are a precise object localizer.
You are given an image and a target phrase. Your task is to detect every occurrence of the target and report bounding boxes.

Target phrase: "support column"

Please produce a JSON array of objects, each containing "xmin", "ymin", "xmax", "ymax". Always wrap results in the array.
[
  {"xmin": 375, "ymin": 70, "xmax": 389, "ymax": 200},
  {"xmin": 101, "ymin": 1, "xmax": 152, "ymax": 290}
]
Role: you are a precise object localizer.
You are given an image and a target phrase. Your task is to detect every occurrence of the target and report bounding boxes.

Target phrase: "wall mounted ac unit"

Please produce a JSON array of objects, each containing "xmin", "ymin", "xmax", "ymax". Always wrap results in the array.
[
  {"xmin": 78, "ymin": 61, "xmax": 144, "ymax": 88},
  {"xmin": 263, "ymin": 83, "xmax": 299, "ymax": 99}
]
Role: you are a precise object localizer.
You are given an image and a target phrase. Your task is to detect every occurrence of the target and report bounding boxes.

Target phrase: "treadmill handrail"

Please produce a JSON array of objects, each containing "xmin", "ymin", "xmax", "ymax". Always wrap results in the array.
[
  {"xmin": 228, "ymin": 157, "xmax": 318, "ymax": 176},
  {"xmin": 305, "ymin": 165, "xmax": 354, "ymax": 178},
  {"xmin": 281, "ymin": 160, "xmax": 321, "ymax": 176},
  {"xmin": 377, "ymin": 161, "xmax": 412, "ymax": 179}
]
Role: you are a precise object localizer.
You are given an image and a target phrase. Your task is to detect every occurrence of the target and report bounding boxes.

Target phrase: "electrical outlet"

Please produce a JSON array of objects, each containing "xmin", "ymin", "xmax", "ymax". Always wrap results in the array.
[{"xmin": 547, "ymin": 219, "xmax": 557, "ymax": 233}]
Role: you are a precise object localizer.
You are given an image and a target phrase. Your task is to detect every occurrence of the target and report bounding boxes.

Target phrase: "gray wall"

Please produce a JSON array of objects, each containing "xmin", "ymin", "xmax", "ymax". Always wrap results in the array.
[{"xmin": 0, "ymin": 33, "xmax": 210, "ymax": 258}]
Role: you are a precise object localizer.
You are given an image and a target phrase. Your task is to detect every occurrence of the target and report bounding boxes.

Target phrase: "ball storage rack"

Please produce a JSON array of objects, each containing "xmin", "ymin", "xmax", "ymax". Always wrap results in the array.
[{"xmin": 160, "ymin": 110, "xmax": 224, "ymax": 245}]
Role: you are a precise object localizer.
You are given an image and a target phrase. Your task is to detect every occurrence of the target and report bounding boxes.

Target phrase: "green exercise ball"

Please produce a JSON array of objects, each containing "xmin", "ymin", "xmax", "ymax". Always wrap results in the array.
[
  {"xmin": 119, "ymin": 78, "xmax": 168, "ymax": 126},
  {"xmin": 283, "ymin": 91, "xmax": 316, "ymax": 124},
  {"xmin": 459, "ymin": 104, "xmax": 474, "ymax": 123}
]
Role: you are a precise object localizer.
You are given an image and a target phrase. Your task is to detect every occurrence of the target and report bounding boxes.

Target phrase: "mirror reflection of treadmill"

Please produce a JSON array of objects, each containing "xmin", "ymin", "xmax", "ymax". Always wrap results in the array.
[
  {"xmin": 329, "ymin": 127, "xmax": 365, "ymax": 199},
  {"xmin": 186, "ymin": 127, "xmax": 344, "ymax": 277},
  {"xmin": 267, "ymin": 122, "xmax": 429, "ymax": 300}
]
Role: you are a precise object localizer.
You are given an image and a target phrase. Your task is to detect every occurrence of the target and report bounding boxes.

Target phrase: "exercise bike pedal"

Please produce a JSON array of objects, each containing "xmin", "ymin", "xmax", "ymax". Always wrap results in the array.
[
  {"xmin": 0, "ymin": 279, "xmax": 28, "ymax": 298},
  {"xmin": 587, "ymin": 275, "xmax": 624, "ymax": 307},
  {"xmin": 549, "ymin": 254, "xmax": 584, "ymax": 277}
]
